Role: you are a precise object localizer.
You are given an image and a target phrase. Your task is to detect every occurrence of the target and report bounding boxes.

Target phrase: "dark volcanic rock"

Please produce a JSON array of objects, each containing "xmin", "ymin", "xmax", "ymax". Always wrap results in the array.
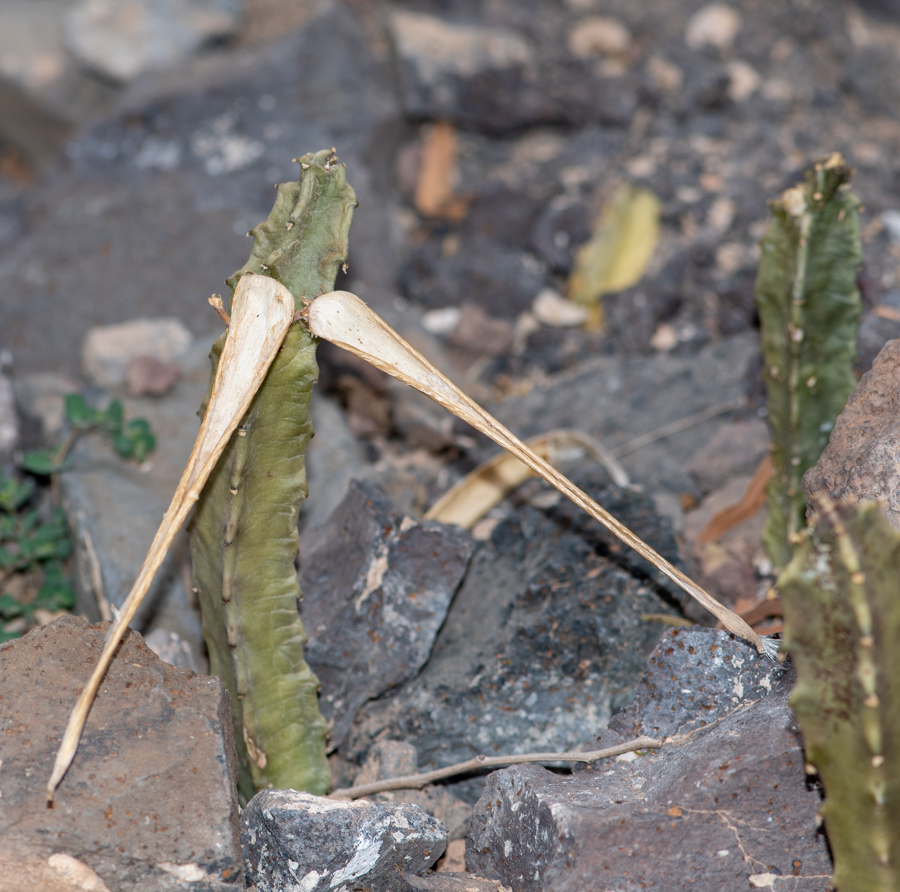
[
  {"xmin": 606, "ymin": 625, "xmax": 786, "ymax": 739},
  {"xmin": 397, "ymin": 872, "xmax": 510, "ymax": 892},
  {"xmin": 241, "ymin": 789, "xmax": 447, "ymax": 892},
  {"xmin": 491, "ymin": 333, "xmax": 759, "ymax": 499},
  {"xmin": 803, "ymin": 337, "xmax": 900, "ymax": 529},
  {"xmin": 351, "ymin": 740, "xmax": 474, "ymax": 841},
  {"xmin": 467, "ymin": 629, "xmax": 831, "ymax": 891},
  {"xmin": 0, "ymin": 615, "xmax": 242, "ymax": 891},
  {"xmin": 399, "ymin": 233, "xmax": 544, "ymax": 319},
  {"xmin": 388, "ymin": 9, "xmax": 639, "ymax": 132},
  {"xmin": 300, "ymin": 481, "xmax": 474, "ymax": 749},
  {"xmin": 342, "ymin": 470, "xmax": 684, "ymax": 774},
  {"xmin": 0, "ymin": 1, "xmax": 402, "ymax": 378}
]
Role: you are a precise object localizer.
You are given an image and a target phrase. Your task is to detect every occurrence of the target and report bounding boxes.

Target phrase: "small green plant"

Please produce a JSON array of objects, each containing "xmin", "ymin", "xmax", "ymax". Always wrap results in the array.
[
  {"xmin": 22, "ymin": 393, "xmax": 157, "ymax": 476},
  {"xmin": 0, "ymin": 470, "xmax": 74, "ymax": 642},
  {"xmin": 1, "ymin": 394, "xmax": 156, "ymax": 642}
]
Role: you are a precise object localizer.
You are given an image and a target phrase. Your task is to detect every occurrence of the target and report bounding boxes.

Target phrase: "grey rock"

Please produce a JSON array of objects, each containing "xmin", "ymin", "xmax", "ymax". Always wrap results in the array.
[
  {"xmin": 0, "ymin": 615, "xmax": 243, "ymax": 891},
  {"xmin": 857, "ymin": 291, "xmax": 900, "ymax": 373},
  {"xmin": 1, "ymin": 0, "xmax": 402, "ymax": 379},
  {"xmin": 0, "ymin": 0, "xmax": 113, "ymax": 166},
  {"xmin": 144, "ymin": 627, "xmax": 203, "ymax": 672},
  {"xmin": 604, "ymin": 626, "xmax": 785, "ymax": 740},
  {"xmin": 353, "ymin": 741, "xmax": 474, "ymax": 841},
  {"xmin": 491, "ymin": 332, "xmax": 759, "ymax": 498},
  {"xmin": 0, "ymin": 350, "xmax": 18, "ymax": 456},
  {"xmin": 342, "ymin": 471, "xmax": 683, "ymax": 775},
  {"xmin": 686, "ymin": 417, "xmax": 770, "ymax": 497},
  {"xmin": 12, "ymin": 370, "xmax": 84, "ymax": 453},
  {"xmin": 241, "ymin": 789, "xmax": 447, "ymax": 892},
  {"xmin": 301, "ymin": 390, "xmax": 370, "ymax": 534},
  {"xmin": 59, "ymin": 339, "xmax": 217, "ymax": 668},
  {"xmin": 300, "ymin": 481, "xmax": 474, "ymax": 749},
  {"xmin": 467, "ymin": 629, "xmax": 831, "ymax": 891},
  {"xmin": 64, "ymin": 0, "xmax": 242, "ymax": 83},
  {"xmin": 803, "ymin": 337, "xmax": 900, "ymax": 529}
]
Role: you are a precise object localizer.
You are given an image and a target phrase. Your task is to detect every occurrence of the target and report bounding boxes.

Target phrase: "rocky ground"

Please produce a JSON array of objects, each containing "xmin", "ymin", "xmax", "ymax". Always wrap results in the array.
[{"xmin": 3, "ymin": 0, "xmax": 900, "ymax": 889}]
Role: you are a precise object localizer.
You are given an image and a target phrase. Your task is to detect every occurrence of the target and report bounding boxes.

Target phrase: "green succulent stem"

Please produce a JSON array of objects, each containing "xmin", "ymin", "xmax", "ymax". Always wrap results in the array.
[
  {"xmin": 190, "ymin": 149, "xmax": 356, "ymax": 799},
  {"xmin": 780, "ymin": 497, "xmax": 900, "ymax": 891},
  {"xmin": 754, "ymin": 153, "xmax": 862, "ymax": 569}
]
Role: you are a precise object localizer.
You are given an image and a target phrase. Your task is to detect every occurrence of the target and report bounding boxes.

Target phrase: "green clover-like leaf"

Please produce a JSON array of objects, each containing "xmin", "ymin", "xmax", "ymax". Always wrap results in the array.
[
  {"xmin": 21, "ymin": 450, "xmax": 69, "ymax": 476},
  {"xmin": 64, "ymin": 393, "xmax": 92, "ymax": 429}
]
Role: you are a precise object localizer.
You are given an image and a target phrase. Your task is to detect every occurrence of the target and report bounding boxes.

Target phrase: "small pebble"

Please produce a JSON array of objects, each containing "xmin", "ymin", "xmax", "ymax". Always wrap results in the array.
[
  {"xmin": 727, "ymin": 60, "xmax": 761, "ymax": 101},
  {"xmin": 567, "ymin": 16, "xmax": 632, "ymax": 58},
  {"xmin": 532, "ymin": 289, "xmax": 588, "ymax": 327},
  {"xmin": 422, "ymin": 306, "xmax": 462, "ymax": 336},
  {"xmin": 685, "ymin": 3, "xmax": 742, "ymax": 51}
]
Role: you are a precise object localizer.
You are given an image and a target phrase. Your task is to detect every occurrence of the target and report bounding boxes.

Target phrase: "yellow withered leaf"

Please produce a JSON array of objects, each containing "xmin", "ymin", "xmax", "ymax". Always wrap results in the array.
[
  {"xmin": 425, "ymin": 430, "xmax": 629, "ymax": 530},
  {"xmin": 567, "ymin": 183, "xmax": 660, "ymax": 322}
]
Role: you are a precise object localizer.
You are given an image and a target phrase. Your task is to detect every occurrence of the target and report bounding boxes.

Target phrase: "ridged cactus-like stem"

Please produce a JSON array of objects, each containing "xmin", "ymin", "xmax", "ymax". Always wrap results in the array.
[
  {"xmin": 190, "ymin": 149, "xmax": 356, "ymax": 798},
  {"xmin": 780, "ymin": 497, "xmax": 900, "ymax": 891},
  {"xmin": 754, "ymin": 153, "xmax": 862, "ymax": 569}
]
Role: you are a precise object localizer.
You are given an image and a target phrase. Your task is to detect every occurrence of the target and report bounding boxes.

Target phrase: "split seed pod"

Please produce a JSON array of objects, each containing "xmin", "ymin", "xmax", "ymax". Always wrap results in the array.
[
  {"xmin": 305, "ymin": 290, "xmax": 770, "ymax": 658},
  {"xmin": 47, "ymin": 274, "xmax": 295, "ymax": 801}
]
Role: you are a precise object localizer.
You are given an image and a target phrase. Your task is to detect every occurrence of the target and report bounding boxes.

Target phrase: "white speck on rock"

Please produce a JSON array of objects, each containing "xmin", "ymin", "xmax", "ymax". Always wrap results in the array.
[
  {"xmin": 191, "ymin": 113, "xmax": 265, "ymax": 176},
  {"xmin": 158, "ymin": 862, "xmax": 206, "ymax": 882},
  {"xmin": 299, "ymin": 870, "xmax": 323, "ymax": 892},
  {"xmin": 330, "ymin": 838, "xmax": 383, "ymax": 887}
]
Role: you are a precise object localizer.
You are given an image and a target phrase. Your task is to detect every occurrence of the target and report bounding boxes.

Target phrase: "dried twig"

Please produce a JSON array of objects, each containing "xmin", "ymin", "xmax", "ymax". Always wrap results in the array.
[
  {"xmin": 610, "ymin": 397, "xmax": 744, "ymax": 459},
  {"xmin": 305, "ymin": 290, "xmax": 771, "ymax": 657},
  {"xmin": 329, "ymin": 736, "xmax": 662, "ymax": 800}
]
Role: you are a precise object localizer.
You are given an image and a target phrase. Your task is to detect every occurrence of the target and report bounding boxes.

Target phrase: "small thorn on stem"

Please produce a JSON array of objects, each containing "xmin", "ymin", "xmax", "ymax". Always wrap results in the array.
[{"xmin": 209, "ymin": 295, "xmax": 230, "ymax": 325}]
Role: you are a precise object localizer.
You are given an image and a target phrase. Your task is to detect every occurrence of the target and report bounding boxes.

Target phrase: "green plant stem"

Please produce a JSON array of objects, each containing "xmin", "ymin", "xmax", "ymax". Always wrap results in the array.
[{"xmin": 190, "ymin": 149, "xmax": 356, "ymax": 799}]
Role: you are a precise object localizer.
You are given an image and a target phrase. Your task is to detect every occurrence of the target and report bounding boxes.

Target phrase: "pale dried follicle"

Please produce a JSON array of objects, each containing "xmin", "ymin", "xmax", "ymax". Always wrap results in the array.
[
  {"xmin": 306, "ymin": 290, "xmax": 766, "ymax": 656},
  {"xmin": 47, "ymin": 274, "xmax": 295, "ymax": 802}
]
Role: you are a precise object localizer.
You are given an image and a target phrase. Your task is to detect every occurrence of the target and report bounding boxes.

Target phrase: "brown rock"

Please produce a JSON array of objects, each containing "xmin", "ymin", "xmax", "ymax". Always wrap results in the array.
[
  {"xmin": 0, "ymin": 615, "xmax": 242, "ymax": 891},
  {"xmin": 125, "ymin": 354, "xmax": 182, "ymax": 397},
  {"xmin": 804, "ymin": 338, "xmax": 900, "ymax": 527}
]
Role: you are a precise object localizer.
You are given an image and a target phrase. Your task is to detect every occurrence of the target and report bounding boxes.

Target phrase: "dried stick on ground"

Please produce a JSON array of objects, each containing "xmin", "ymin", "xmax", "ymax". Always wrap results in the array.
[{"xmin": 329, "ymin": 736, "xmax": 662, "ymax": 800}]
